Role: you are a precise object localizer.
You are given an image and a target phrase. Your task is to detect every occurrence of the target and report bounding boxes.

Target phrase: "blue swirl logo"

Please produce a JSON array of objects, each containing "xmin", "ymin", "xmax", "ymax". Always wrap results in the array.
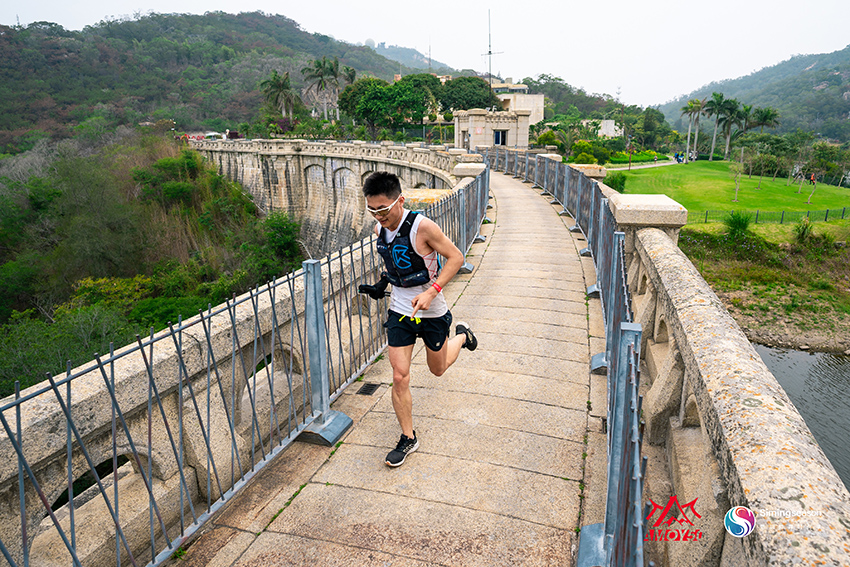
[{"xmin": 724, "ymin": 506, "xmax": 756, "ymax": 537}]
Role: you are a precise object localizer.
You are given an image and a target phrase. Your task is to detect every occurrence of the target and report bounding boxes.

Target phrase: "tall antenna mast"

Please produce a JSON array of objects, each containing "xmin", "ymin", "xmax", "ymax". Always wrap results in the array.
[{"xmin": 481, "ymin": 10, "xmax": 503, "ymax": 87}]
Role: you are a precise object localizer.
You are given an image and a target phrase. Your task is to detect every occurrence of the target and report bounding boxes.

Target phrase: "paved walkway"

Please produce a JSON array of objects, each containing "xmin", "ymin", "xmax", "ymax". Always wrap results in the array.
[{"xmin": 171, "ymin": 172, "xmax": 608, "ymax": 567}]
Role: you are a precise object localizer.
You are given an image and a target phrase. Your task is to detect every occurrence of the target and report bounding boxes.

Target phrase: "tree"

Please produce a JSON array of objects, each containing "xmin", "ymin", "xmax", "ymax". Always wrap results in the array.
[
  {"xmin": 753, "ymin": 107, "xmax": 780, "ymax": 133},
  {"xmin": 703, "ymin": 92, "xmax": 728, "ymax": 161},
  {"xmin": 259, "ymin": 70, "xmax": 299, "ymax": 120},
  {"xmin": 301, "ymin": 56, "xmax": 335, "ymax": 120},
  {"xmin": 339, "ymin": 77, "xmax": 390, "ymax": 122},
  {"xmin": 680, "ymin": 99, "xmax": 699, "ymax": 162},
  {"xmin": 342, "ymin": 65, "xmax": 356, "ymax": 86},
  {"xmin": 718, "ymin": 98, "xmax": 741, "ymax": 160},
  {"xmin": 441, "ymin": 76, "xmax": 500, "ymax": 111}
]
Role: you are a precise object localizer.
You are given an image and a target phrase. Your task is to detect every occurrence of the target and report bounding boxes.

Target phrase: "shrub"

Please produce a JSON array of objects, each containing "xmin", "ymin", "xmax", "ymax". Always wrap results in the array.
[
  {"xmin": 724, "ymin": 211, "xmax": 752, "ymax": 240},
  {"xmin": 427, "ymin": 113, "xmax": 437, "ymax": 122},
  {"xmin": 605, "ymin": 172, "xmax": 627, "ymax": 193},
  {"xmin": 592, "ymin": 146, "xmax": 611, "ymax": 166},
  {"xmin": 573, "ymin": 152, "xmax": 597, "ymax": 164},
  {"xmin": 571, "ymin": 140, "xmax": 593, "ymax": 156},
  {"xmin": 443, "ymin": 112, "xmax": 453, "ymax": 122},
  {"xmin": 794, "ymin": 217, "xmax": 814, "ymax": 244}
]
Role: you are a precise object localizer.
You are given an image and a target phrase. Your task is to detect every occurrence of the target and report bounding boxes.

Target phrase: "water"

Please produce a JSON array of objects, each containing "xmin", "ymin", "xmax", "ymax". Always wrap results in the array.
[{"xmin": 754, "ymin": 345, "xmax": 850, "ymax": 491}]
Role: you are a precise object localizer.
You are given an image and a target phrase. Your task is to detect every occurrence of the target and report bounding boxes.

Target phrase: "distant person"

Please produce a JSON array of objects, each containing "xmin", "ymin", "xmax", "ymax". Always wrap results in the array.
[{"xmin": 360, "ymin": 172, "xmax": 478, "ymax": 468}]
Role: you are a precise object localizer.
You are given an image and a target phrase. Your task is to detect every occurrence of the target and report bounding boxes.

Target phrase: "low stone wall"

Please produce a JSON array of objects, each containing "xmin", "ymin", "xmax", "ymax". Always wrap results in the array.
[
  {"xmin": 190, "ymin": 139, "xmax": 484, "ymax": 257},
  {"xmin": 603, "ymin": 188, "xmax": 850, "ymax": 565}
]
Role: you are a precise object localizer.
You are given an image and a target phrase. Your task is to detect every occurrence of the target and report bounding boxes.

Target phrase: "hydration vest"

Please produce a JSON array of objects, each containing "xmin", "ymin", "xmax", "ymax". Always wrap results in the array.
[{"xmin": 376, "ymin": 212, "xmax": 433, "ymax": 288}]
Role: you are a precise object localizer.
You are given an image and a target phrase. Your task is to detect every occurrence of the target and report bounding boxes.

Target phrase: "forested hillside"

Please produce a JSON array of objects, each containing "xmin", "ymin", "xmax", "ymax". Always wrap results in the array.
[
  {"xmin": 658, "ymin": 45, "xmax": 850, "ymax": 143},
  {"xmin": 0, "ymin": 11, "xmax": 442, "ymax": 154}
]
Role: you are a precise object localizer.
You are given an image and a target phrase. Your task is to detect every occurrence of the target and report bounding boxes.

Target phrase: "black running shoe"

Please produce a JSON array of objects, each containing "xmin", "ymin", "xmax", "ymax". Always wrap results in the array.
[
  {"xmin": 385, "ymin": 432, "xmax": 419, "ymax": 467},
  {"xmin": 456, "ymin": 321, "xmax": 478, "ymax": 351}
]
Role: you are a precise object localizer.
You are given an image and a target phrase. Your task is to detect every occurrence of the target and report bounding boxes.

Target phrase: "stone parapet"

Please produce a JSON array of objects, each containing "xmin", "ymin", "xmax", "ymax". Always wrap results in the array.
[
  {"xmin": 632, "ymin": 227, "xmax": 850, "ymax": 566},
  {"xmin": 606, "ymin": 189, "xmax": 688, "ymax": 252}
]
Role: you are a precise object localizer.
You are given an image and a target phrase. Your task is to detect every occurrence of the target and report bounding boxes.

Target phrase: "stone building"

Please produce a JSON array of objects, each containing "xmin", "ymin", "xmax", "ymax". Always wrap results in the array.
[{"xmin": 453, "ymin": 108, "xmax": 532, "ymax": 149}]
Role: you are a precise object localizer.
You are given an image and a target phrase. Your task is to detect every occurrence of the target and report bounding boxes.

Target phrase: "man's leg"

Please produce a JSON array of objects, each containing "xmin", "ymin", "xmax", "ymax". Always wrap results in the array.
[
  {"xmin": 388, "ymin": 344, "xmax": 415, "ymax": 439},
  {"xmin": 425, "ymin": 332, "xmax": 467, "ymax": 377}
]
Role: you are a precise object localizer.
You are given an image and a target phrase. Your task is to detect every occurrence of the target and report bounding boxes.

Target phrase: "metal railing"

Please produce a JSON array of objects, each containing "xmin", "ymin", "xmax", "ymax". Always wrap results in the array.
[
  {"xmin": 481, "ymin": 146, "xmax": 645, "ymax": 567},
  {"xmin": 687, "ymin": 207, "xmax": 848, "ymax": 225},
  {"xmin": 0, "ymin": 169, "xmax": 490, "ymax": 567}
]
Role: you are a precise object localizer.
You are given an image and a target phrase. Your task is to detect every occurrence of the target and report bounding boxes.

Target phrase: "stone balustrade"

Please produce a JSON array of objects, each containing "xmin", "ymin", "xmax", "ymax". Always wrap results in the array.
[{"xmin": 599, "ymin": 180, "xmax": 850, "ymax": 566}]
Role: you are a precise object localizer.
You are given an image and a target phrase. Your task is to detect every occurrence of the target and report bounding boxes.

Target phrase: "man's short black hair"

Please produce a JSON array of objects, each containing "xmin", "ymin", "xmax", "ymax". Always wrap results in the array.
[{"xmin": 362, "ymin": 171, "xmax": 402, "ymax": 199}]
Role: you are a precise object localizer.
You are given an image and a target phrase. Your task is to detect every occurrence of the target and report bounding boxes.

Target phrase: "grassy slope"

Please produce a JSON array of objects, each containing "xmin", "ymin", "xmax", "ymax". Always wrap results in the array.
[
  {"xmin": 677, "ymin": 219, "xmax": 850, "ymax": 351},
  {"xmin": 616, "ymin": 161, "xmax": 850, "ymax": 212}
]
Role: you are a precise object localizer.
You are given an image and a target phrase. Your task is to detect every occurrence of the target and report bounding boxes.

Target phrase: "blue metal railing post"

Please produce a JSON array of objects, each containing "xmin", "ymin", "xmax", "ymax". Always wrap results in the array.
[
  {"xmin": 299, "ymin": 260, "xmax": 353, "ymax": 445},
  {"xmin": 458, "ymin": 184, "xmax": 475, "ymax": 274}
]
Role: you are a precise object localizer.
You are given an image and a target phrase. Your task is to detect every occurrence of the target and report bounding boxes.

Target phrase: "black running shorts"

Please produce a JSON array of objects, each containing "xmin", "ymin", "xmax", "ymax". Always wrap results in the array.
[{"xmin": 384, "ymin": 309, "xmax": 452, "ymax": 352}]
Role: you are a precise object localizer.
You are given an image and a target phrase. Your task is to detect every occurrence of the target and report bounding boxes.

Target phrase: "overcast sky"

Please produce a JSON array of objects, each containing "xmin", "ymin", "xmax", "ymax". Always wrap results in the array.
[{"xmin": 3, "ymin": 0, "xmax": 849, "ymax": 107}]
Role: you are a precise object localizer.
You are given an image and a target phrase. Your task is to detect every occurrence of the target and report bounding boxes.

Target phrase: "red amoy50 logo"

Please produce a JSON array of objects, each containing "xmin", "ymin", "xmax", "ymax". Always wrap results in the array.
[{"xmin": 644, "ymin": 496, "xmax": 704, "ymax": 542}]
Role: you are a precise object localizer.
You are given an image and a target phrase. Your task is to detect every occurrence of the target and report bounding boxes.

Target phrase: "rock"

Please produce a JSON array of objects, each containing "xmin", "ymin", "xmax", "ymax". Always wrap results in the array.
[
  {"xmin": 844, "ymin": 349, "xmax": 850, "ymax": 356},
  {"xmin": 800, "ymin": 344, "xmax": 810, "ymax": 350}
]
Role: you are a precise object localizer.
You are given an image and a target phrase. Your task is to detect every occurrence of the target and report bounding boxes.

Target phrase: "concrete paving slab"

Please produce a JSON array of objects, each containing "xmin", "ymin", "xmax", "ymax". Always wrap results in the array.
[
  {"xmin": 460, "ymin": 267, "xmax": 586, "ymax": 283},
  {"xmin": 313, "ymin": 445, "xmax": 580, "ymax": 529},
  {"xmin": 260, "ymin": 486, "xmax": 574, "ymax": 567},
  {"xmin": 450, "ymin": 303, "xmax": 587, "ymax": 324},
  {"xmin": 344, "ymin": 412, "xmax": 585, "ymax": 480},
  {"xmin": 371, "ymin": 387, "xmax": 587, "ymax": 442},
  {"xmin": 582, "ymin": 431, "xmax": 608, "ymax": 527},
  {"xmin": 443, "ymin": 318, "xmax": 587, "ymax": 345},
  {"xmin": 425, "ymin": 349, "xmax": 589, "ymax": 383},
  {"xmin": 457, "ymin": 331, "xmax": 588, "ymax": 362},
  {"xmin": 460, "ymin": 286, "xmax": 588, "ymax": 306},
  {"xmin": 406, "ymin": 366, "xmax": 589, "ymax": 408},
  {"xmin": 214, "ymin": 441, "xmax": 330, "ymax": 533},
  {"xmin": 235, "ymin": 532, "xmax": 434, "ymax": 566},
  {"xmin": 589, "ymin": 373, "xmax": 608, "ymax": 419},
  {"xmin": 178, "ymin": 526, "xmax": 256, "ymax": 567}
]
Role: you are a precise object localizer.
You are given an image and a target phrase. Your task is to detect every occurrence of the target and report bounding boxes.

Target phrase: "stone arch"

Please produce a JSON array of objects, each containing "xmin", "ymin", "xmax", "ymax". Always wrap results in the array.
[
  {"xmin": 233, "ymin": 334, "xmax": 308, "ymax": 446},
  {"xmin": 638, "ymin": 271, "xmax": 650, "ymax": 295},
  {"xmin": 655, "ymin": 317, "xmax": 669, "ymax": 344},
  {"xmin": 332, "ymin": 166, "xmax": 365, "ymax": 250},
  {"xmin": 304, "ymin": 164, "xmax": 332, "ymax": 253}
]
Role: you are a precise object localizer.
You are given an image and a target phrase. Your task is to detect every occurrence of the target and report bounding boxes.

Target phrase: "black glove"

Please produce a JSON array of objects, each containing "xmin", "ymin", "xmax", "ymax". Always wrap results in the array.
[{"xmin": 358, "ymin": 273, "xmax": 390, "ymax": 300}]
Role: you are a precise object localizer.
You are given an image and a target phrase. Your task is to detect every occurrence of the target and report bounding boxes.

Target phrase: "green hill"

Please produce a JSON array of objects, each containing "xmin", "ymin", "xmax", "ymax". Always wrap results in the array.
[
  {"xmin": 0, "ymin": 12, "xmax": 446, "ymax": 153},
  {"xmin": 657, "ymin": 45, "xmax": 850, "ymax": 143}
]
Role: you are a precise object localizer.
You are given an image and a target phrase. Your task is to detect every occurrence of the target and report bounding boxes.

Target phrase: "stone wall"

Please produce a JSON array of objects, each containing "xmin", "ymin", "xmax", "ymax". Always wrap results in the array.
[
  {"xmin": 191, "ymin": 139, "xmax": 482, "ymax": 258},
  {"xmin": 602, "ymin": 186, "xmax": 850, "ymax": 566}
]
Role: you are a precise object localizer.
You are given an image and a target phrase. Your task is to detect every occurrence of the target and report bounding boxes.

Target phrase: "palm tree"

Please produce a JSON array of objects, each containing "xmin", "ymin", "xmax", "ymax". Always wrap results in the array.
[
  {"xmin": 703, "ymin": 92, "xmax": 728, "ymax": 161},
  {"xmin": 691, "ymin": 97, "xmax": 705, "ymax": 160},
  {"xmin": 753, "ymin": 107, "xmax": 780, "ymax": 133},
  {"xmin": 302, "ymin": 57, "xmax": 332, "ymax": 120},
  {"xmin": 718, "ymin": 98, "xmax": 740, "ymax": 160},
  {"xmin": 259, "ymin": 70, "xmax": 299, "ymax": 120},
  {"xmin": 326, "ymin": 56, "xmax": 342, "ymax": 120},
  {"xmin": 738, "ymin": 104, "xmax": 754, "ymax": 134},
  {"xmin": 342, "ymin": 65, "xmax": 356, "ymax": 85},
  {"xmin": 680, "ymin": 98, "xmax": 705, "ymax": 163},
  {"xmin": 680, "ymin": 100, "xmax": 696, "ymax": 163}
]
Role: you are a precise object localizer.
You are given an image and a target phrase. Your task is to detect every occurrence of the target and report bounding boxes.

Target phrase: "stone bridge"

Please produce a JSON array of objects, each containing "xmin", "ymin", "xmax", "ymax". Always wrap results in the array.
[
  {"xmin": 0, "ymin": 144, "xmax": 848, "ymax": 567},
  {"xmin": 190, "ymin": 139, "xmax": 486, "ymax": 257}
]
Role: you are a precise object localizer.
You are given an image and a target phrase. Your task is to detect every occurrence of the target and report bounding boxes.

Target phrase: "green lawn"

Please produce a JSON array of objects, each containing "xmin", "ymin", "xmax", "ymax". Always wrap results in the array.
[{"xmin": 613, "ymin": 161, "xmax": 850, "ymax": 212}]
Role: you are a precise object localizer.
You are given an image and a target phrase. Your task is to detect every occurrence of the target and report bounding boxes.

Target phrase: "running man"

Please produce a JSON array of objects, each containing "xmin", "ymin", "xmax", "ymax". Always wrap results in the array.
[{"xmin": 362, "ymin": 172, "xmax": 477, "ymax": 467}]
